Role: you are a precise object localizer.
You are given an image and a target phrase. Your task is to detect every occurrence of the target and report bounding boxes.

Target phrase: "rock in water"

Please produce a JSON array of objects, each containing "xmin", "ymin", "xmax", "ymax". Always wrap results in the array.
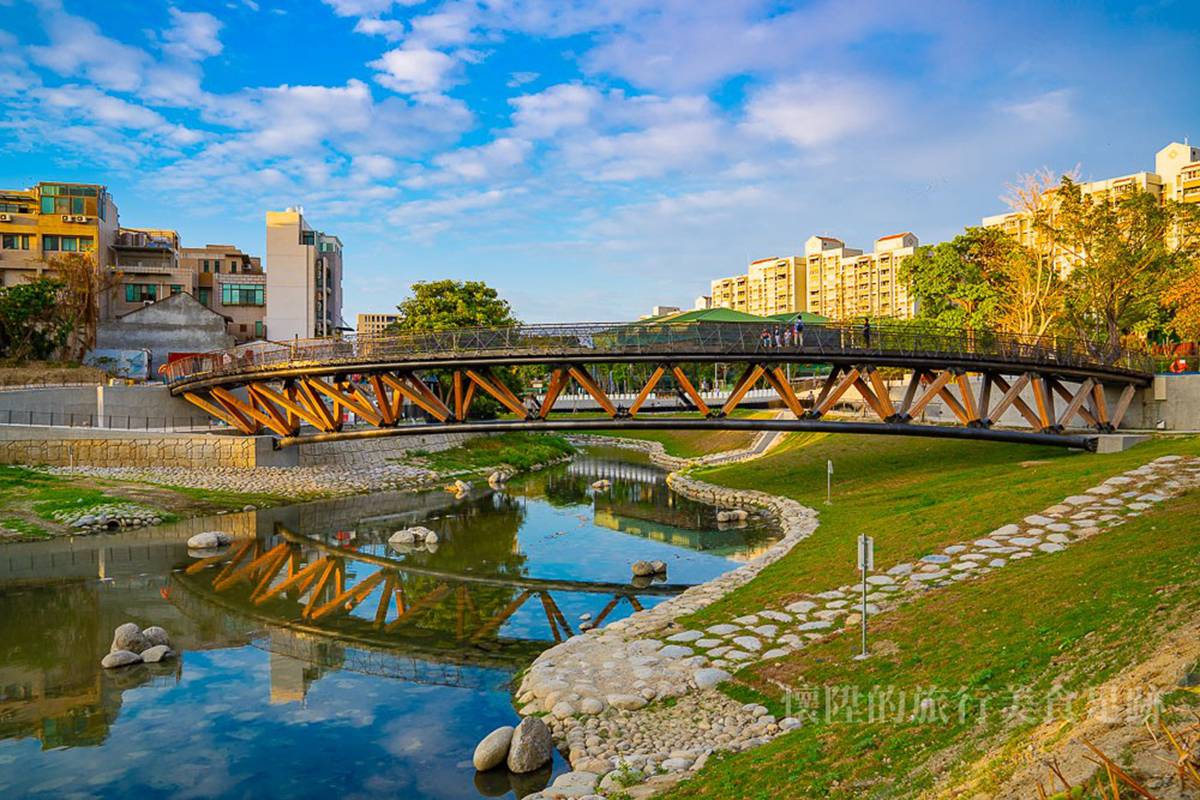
[
  {"xmin": 591, "ymin": 479, "xmax": 611, "ymax": 490},
  {"xmin": 142, "ymin": 626, "xmax": 170, "ymax": 648},
  {"xmin": 424, "ymin": 531, "xmax": 439, "ymax": 544},
  {"xmin": 649, "ymin": 560, "xmax": 667, "ymax": 574},
  {"xmin": 506, "ymin": 717, "xmax": 553, "ymax": 773},
  {"xmin": 101, "ymin": 649, "xmax": 142, "ymax": 669},
  {"xmin": 141, "ymin": 644, "xmax": 174, "ymax": 663},
  {"xmin": 111, "ymin": 622, "xmax": 148, "ymax": 654},
  {"xmin": 187, "ymin": 531, "xmax": 231, "ymax": 549},
  {"xmin": 389, "ymin": 529, "xmax": 415, "ymax": 545},
  {"xmin": 472, "ymin": 725, "xmax": 514, "ymax": 771},
  {"xmin": 631, "ymin": 560, "xmax": 656, "ymax": 577}
]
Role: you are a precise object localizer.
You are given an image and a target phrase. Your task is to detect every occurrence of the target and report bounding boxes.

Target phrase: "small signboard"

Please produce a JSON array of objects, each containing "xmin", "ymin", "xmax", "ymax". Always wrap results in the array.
[{"xmin": 857, "ymin": 534, "xmax": 874, "ymax": 572}]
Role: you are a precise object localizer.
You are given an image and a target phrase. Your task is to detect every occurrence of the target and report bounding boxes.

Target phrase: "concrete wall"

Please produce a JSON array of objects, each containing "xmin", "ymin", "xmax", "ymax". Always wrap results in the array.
[
  {"xmin": 265, "ymin": 209, "xmax": 314, "ymax": 341},
  {"xmin": 0, "ymin": 384, "xmax": 207, "ymax": 428}
]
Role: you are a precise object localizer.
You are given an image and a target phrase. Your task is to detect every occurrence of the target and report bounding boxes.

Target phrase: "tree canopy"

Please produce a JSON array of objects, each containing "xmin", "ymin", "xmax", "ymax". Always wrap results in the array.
[
  {"xmin": 392, "ymin": 279, "xmax": 518, "ymax": 332},
  {"xmin": 0, "ymin": 277, "xmax": 72, "ymax": 361},
  {"xmin": 900, "ymin": 227, "xmax": 1010, "ymax": 329}
]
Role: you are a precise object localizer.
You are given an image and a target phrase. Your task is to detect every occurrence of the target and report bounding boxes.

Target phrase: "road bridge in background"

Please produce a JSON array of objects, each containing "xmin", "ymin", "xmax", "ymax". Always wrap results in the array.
[{"xmin": 163, "ymin": 321, "xmax": 1154, "ymax": 452}]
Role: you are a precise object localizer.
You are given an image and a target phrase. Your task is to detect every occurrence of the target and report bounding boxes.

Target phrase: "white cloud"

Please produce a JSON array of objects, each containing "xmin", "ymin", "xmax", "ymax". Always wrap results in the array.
[
  {"xmin": 506, "ymin": 71, "xmax": 539, "ymax": 88},
  {"xmin": 1001, "ymin": 89, "xmax": 1073, "ymax": 127},
  {"xmin": 322, "ymin": 0, "xmax": 398, "ymax": 16},
  {"xmin": 423, "ymin": 136, "xmax": 531, "ymax": 183},
  {"xmin": 28, "ymin": 8, "xmax": 148, "ymax": 91},
  {"xmin": 40, "ymin": 84, "xmax": 164, "ymax": 129},
  {"xmin": 408, "ymin": 9, "xmax": 476, "ymax": 47},
  {"xmin": 353, "ymin": 17, "xmax": 406, "ymax": 41},
  {"xmin": 370, "ymin": 47, "xmax": 458, "ymax": 94},
  {"xmin": 352, "ymin": 153, "xmax": 398, "ymax": 179},
  {"xmin": 510, "ymin": 83, "xmax": 600, "ymax": 138},
  {"xmin": 162, "ymin": 9, "xmax": 224, "ymax": 61},
  {"xmin": 741, "ymin": 76, "xmax": 886, "ymax": 148}
]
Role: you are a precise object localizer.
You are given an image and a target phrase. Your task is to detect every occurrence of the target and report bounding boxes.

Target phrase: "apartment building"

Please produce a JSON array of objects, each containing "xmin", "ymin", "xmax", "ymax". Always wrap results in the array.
[
  {"xmin": 265, "ymin": 208, "xmax": 343, "ymax": 341},
  {"xmin": 0, "ymin": 181, "xmax": 119, "ymax": 288},
  {"xmin": 982, "ymin": 140, "xmax": 1200, "ymax": 240},
  {"xmin": 356, "ymin": 312, "xmax": 399, "ymax": 337},
  {"xmin": 803, "ymin": 233, "xmax": 918, "ymax": 321},
  {"xmin": 181, "ymin": 244, "xmax": 266, "ymax": 343},
  {"xmin": 710, "ymin": 235, "xmax": 916, "ymax": 320},
  {"xmin": 107, "ymin": 228, "xmax": 187, "ymax": 318}
]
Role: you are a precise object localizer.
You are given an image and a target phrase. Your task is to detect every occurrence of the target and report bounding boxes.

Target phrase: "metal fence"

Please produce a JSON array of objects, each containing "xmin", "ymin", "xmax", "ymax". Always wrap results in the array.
[
  {"xmin": 0, "ymin": 409, "xmax": 219, "ymax": 431},
  {"xmin": 163, "ymin": 321, "xmax": 1155, "ymax": 388}
]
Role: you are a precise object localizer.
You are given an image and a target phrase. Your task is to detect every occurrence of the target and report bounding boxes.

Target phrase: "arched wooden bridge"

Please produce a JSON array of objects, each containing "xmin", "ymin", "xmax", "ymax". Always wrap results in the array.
[{"xmin": 164, "ymin": 321, "xmax": 1154, "ymax": 451}]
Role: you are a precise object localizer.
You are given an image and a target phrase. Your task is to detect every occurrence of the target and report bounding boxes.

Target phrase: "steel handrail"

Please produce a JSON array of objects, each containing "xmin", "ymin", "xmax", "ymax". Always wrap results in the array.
[{"xmin": 163, "ymin": 321, "xmax": 1154, "ymax": 387}]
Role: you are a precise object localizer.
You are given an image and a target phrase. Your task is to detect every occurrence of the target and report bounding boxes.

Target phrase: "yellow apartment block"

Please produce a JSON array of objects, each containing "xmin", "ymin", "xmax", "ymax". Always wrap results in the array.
[
  {"xmin": 357, "ymin": 312, "xmax": 400, "ymax": 337},
  {"xmin": 0, "ymin": 181, "xmax": 118, "ymax": 288},
  {"xmin": 710, "ymin": 233, "xmax": 917, "ymax": 320},
  {"xmin": 982, "ymin": 140, "xmax": 1200, "ymax": 248},
  {"xmin": 804, "ymin": 233, "xmax": 917, "ymax": 320}
]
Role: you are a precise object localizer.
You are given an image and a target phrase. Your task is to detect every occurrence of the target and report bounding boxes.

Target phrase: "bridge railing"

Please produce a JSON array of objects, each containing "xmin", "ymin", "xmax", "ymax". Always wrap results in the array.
[{"xmin": 162, "ymin": 321, "xmax": 1153, "ymax": 386}]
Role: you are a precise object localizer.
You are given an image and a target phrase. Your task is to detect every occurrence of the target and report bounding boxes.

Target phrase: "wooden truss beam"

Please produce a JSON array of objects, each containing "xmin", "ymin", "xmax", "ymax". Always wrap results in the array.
[
  {"xmin": 896, "ymin": 370, "xmax": 923, "ymax": 418},
  {"xmin": 1048, "ymin": 378, "xmax": 1097, "ymax": 428},
  {"xmin": 380, "ymin": 372, "xmax": 451, "ymax": 422},
  {"xmin": 182, "ymin": 391, "xmax": 258, "ymax": 434},
  {"xmin": 539, "ymin": 369, "xmax": 569, "ymax": 419},
  {"xmin": 851, "ymin": 374, "xmax": 890, "ymax": 422},
  {"xmin": 670, "ymin": 366, "xmax": 710, "ymax": 416},
  {"xmin": 304, "ymin": 376, "xmax": 383, "ymax": 426},
  {"xmin": 1031, "ymin": 376, "xmax": 1057, "ymax": 431},
  {"xmin": 628, "ymin": 366, "xmax": 665, "ymax": 416},
  {"xmin": 866, "ymin": 368, "xmax": 897, "ymax": 420},
  {"xmin": 245, "ymin": 382, "xmax": 333, "ymax": 432},
  {"xmin": 902, "ymin": 370, "xmax": 953, "ymax": 420},
  {"xmin": 721, "ymin": 364, "xmax": 765, "ymax": 417},
  {"xmin": 1110, "ymin": 384, "xmax": 1138, "ymax": 429},
  {"xmin": 933, "ymin": 372, "xmax": 971, "ymax": 425},
  {"xmin": 762, "ymin": 366, "xmax": 805, "ymax": 417},
  {"xmin": 568, "ymin": 365, "xmax": 618, "ymax": 417},
  {"xmin": 465, "ymin": 369, "xmax": 529, "ymax": 419},
  {"xmin": 386, "ymin": 583, "xmax": 452, "ymax": 631},
  {"xmin": 309, "ymin": 569, "xmax": 388, "ymax": 621},
  {"xmin": 296, "ymin": 379, "xmax": 340, "ymax": 432},
  {"xmin": 368, "ymin": 374, "xmax": 397, "ymax": 426},
  {"xmin": 814, "ymin": 367, "xmax": 861, "ymax": 417},
  {"xmin": 472, "ymin": 589, "xmax": 533, "ymax": 641},
  {"xmin": 987, "ymin": 373, "xmax": 1043, "ymax": 429}
]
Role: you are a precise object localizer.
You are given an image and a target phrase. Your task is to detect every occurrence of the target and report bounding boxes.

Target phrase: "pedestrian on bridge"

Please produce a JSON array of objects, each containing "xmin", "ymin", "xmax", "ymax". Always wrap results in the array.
[{"xmin": 862, "ymin": 318, "xmax": 872, "ymax": 348}]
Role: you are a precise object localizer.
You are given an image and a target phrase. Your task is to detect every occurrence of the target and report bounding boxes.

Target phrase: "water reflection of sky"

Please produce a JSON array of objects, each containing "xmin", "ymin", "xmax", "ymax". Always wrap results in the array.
[{"xmin": 0, "ymin": 452, "xmax": 776, "ymax": 799}]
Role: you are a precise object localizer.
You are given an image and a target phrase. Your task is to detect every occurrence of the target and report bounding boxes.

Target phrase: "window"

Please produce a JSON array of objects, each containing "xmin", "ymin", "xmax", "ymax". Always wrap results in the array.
[
  {"xmin": 170, "ymin": 284, "xmax": 182, "ymax": 295},
  {"xmin": 198, "ymin": 287, "xmax": 211, "ymax": 306},
  {"xmin": 71, "ymin": 197, "xmax": 84, "ymax": 215},
  {"xmin": 221, "ymin": 283, "xmax": 264, "ymax": 306},
  {"xmin": 301, "ymin": 230, "xmax": 315, "ymax": 246},
  {"xmin": 229, "ymin": 260, "xmax": 237, "ymax": 273},
  {"xmin": 42, "ymin": 235, "xmax": 91, "ymax": 253},
  {"xmin": 201, "ymin": 260, "xmax": 210, "ymax": 273},
  {"xmin": 0, "ymin": 202, "xmax": 29, "ymax": 213},
  {"xmin": 239, "ymin": 323, "xmax": 247, "ymax": 333},
  {"xmin": 41, "ymin": 196, "xmax": 55, "ymax": 214},
  {"xmin": 125, "ymin": 284, "xmax": 157, "ymax": 302},
  {"xmin": 1, "ymin": 234, "xmax": 31, "ymax": 250}
]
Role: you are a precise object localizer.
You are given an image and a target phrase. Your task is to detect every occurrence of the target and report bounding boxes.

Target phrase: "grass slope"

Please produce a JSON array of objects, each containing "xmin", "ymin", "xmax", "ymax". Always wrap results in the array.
[
  {"xmin": 410, "ymin": 432, "xmax": 575, "ymax": 474},
  {"xmin": 684, "ymin": 433, "xmax": 1200, "ymax": 626},
  {"xmin": 664, "ymin": 486, "xmax": 1200, "ymax": 799}
]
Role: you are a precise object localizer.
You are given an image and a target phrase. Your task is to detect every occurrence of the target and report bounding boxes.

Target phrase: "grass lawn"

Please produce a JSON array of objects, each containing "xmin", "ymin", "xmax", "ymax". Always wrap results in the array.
[
  {"xmin": 406, "ymin": 431, "xmax": 575, "ymax": 475},
  {"xmin": 572, "ymin": 409, "xmax": 777, "ymax": 459},
  {"xmin": 664, "ymin": 481, "xmax": 1200, "ymax": 799},
  {"xmin": 683, "ymin": 432, "xmax": 1200, "ymax": 627}
]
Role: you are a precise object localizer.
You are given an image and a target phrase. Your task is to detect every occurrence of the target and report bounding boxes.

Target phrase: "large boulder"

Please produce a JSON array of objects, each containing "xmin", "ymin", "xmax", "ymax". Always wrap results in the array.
[
  {"xmin": 111, "ymin": 622, "xmax": 147, "ymax": 654},
  {"xmin": 506, "ymin": 716, "xmax": 554, "ymax": 773},
  {"xmin": 142, "ymin": 626, "xmax": 170, "ymax": 648},
  {"xmin": 187, "ymin": 531, "xmax": 232, "ymax": 549},
  {"xmin": 101, "ymin": 649, "xmax": 142, "ymax": 669},
  {"xmin": 472, "ymin": 725, "xmax": 514, "ymax": 771},
  {"xmin": 141, "ymin": 644, "xmax": 174, "ymax": 663},
  {"xmin": 631, "ymin": 560, "xmax": 656, "ymax": 577},
  {"xmin": 389, "ymin": 529, "xmax": 415, "ymax": 545}
]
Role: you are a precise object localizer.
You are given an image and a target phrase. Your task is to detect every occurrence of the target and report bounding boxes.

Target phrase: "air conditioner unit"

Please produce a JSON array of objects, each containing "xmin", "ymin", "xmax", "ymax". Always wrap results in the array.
[
  {"xmin": 61, "ymin": 214, "xmax": 72, "ymax": 222},
  {"xmin": 73, "ymin": 215, "xmax": 89, "ymax": 223},
  {"xmin": 0, "ymin": 213, "xmax": 11, "ymax": 222}
]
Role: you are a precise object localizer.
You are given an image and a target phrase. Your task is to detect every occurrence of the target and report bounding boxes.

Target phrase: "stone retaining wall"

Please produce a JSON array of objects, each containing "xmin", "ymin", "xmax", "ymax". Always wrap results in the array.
[
  {"xmin": 297, "ymin": 431, "xmax": 475, "ymax": 467},
  {"xmin": 0, "ymin": 427, "xmax": 274, "ymax": 468}
]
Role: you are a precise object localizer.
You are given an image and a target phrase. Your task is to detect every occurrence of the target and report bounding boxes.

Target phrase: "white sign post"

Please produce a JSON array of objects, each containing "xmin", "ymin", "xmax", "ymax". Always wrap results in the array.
[
  {"xmin": 855, "ymin": 534, "xmax": 874, "ymax": 661},
  {"xmin": 826, "ymin": 459, "xmax": 833, "ymax": 505}
]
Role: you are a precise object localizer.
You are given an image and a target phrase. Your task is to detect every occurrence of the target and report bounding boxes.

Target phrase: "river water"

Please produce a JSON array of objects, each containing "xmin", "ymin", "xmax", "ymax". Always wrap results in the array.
[{"xmin": 0, "ymin": 447, "xmax": 776, "ymax": 799}]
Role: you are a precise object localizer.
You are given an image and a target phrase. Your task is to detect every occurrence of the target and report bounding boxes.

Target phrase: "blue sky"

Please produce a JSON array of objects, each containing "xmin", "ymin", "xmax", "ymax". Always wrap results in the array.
[{"xmin": 2, "ymin": 0, "xmax": 1198, "ymax": 324}]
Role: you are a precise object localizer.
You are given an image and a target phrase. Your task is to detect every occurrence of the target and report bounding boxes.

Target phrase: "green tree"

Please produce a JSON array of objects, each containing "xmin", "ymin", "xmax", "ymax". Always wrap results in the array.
[
  {"xmin": 1053, "ymin": 177, "xmax": 1200, "ymax": 352},
  {"xmin": 0, "ymin": 278, "xmax": 72, "ymax": 361},
  {"xmin": 389, "ymin": 280, "xmax": 525, "ymax": 417},
  {"xmin": 901, "ymin": 227, "xmax": 1011, "ymax": 329},
  {"xmin": 391, "ymin": 279, "xmax": 518, "ymax": 332}
]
